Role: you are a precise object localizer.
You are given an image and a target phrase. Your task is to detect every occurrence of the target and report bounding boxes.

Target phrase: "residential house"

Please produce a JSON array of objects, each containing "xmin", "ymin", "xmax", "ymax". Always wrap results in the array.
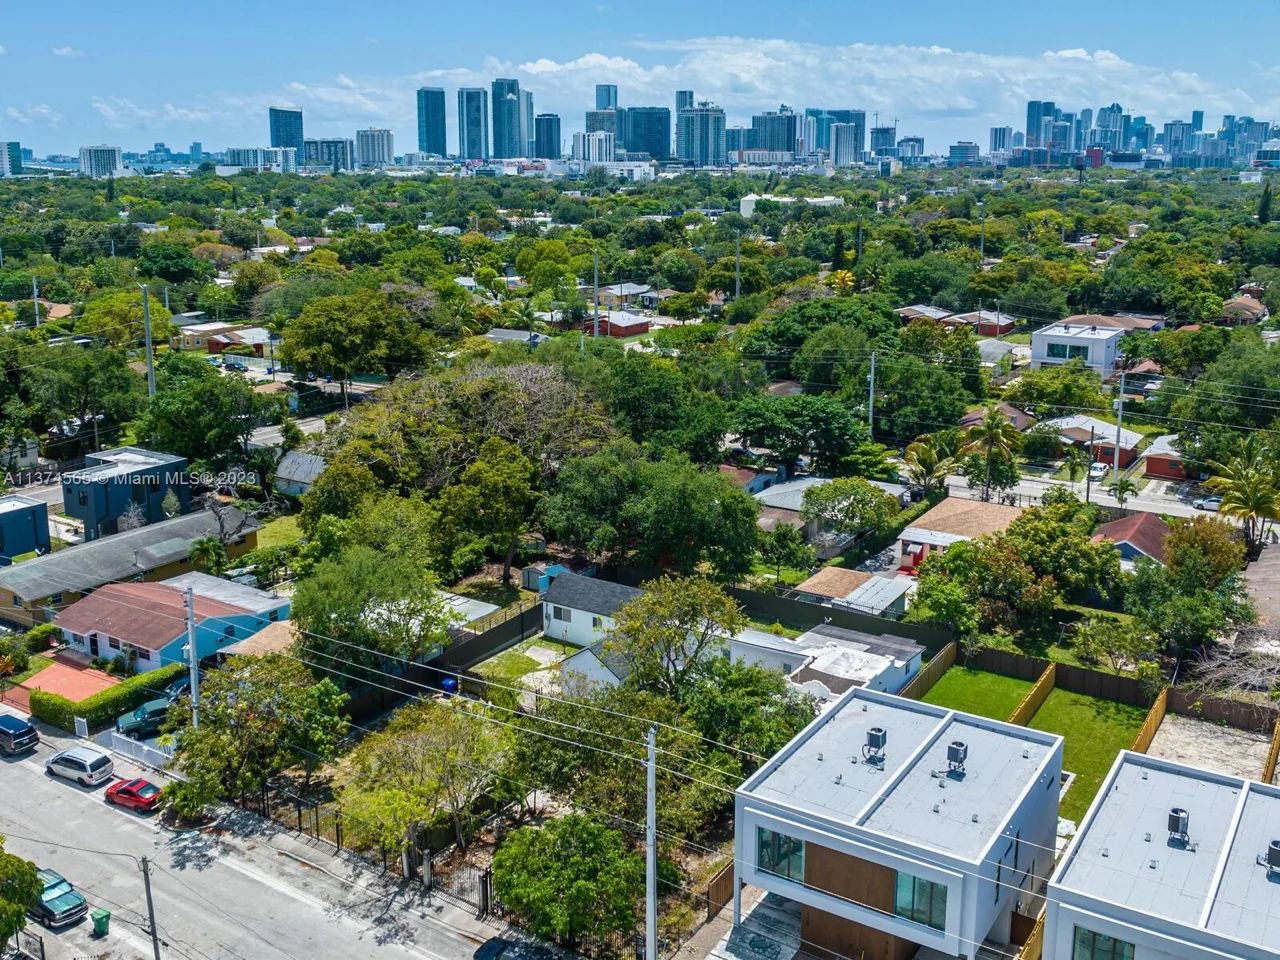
[
  {"xmin": 1043, "ymin": 415, "xmax": 1143, "ymax": 467},
  {"xmin": 792, "ymin": 568, "xmax": 914, "ymax": 618},
  {"xmin": 0, "ymin": 436, "xmax": 41, "ymax": 471},
  {"xmin": 1222, "ymin": 295, "xmax": 1269, "ymax": 325},
  {"xmin": 1065, "ymin": 312, "xmax": 1163, "ymax": 332},
  {"xmin": 959, "ymin": 401, "xmax": 1037, "ymax": 432},
  {"xmin": 55, "ymin": 573, "xmax": 288, "ymax": 671},
  {"xmin": 0, "ymin": 495, "xmax": 50, "ymax": 565},
  {"xmin": 948, "ymin": 309, "xmax": 1017, "ymax": 336},
  {"xmin": 1092, "ymin": 513, "xmax": 1170, "ymax": 568},
  {"xmin": 897, "ymin": 498, "xmax": 1023, "ymax": 572},
  {"xmin": 718, "ymin": 464, "xmax": 779, "ymax": 495},
  {"xmin": 638, "ymin": 288, "xmax": 678, "ymax": 310},
  {"xmin": 273, "ymin": 450, "xmax": 327, "ymax": 497},
  {"xmin": 586, "ymin": 310, "xmax": 651, "ymax": 337},
  {"xmin": 542, "ymin": 571, "xmax": 642, "ymax": 647},
  {"xmin": 1031, "ymin": 322, "xmax": 1125, "ymax": 375},
  {"xmin": 208, "ymin": 326, "xmax": 273, "ymax": 357},
  {"xmin": 896, "ymin": 305, "xmax": 954, "ymax": 324},
  {"xmin": 61, "ymin": 446, "xmax": 190, "ymax": 541},
  {"xmin": 733, "ymin": 689, "xmax": 1063, "ymax": 960},
  {"xmin": 756, "ymin": 478, "xmax": 910, "ymax": 559},
  {"xmin": 729, "ymin": 624, "xmax": 924, "ymax": 700},
  {"xmin": 0, "ymin": 508, "xmax": 260, "ymax": 627},
  {"xmin": 1044, "ymin": 751, "xmax": 1280, "ymax": 960},
  {"xmin": 598, "ymin": 282, "xmax": 651, "ymax": 309},
  {"xmin": 1143, "ymin": 434, "xmax": 1192, "ymax": 481},
  {"xmin": 178, "ymin": 321, "xmax": 239, "ymax": 351},
  {"xmin": 484, "ymin": 328, "xmax": 550, "ymax": 347}
]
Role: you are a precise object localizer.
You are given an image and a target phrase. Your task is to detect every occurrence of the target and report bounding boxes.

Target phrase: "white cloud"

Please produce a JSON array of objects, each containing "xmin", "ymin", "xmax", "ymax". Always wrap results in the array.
[
  {"xmin": 5, "ymin": 103, "xmax": 62, "ymax": 125},
  {"xmin": 91, "ymin": 96, "xmax": 155, "ymax": 126},
  {"xmin": 0, "ymin": 45, "xmax": 7, "ymax": 56},
  {"xmin": 51, "ymin": 46, "xmax": 85, "ymax": 59}
]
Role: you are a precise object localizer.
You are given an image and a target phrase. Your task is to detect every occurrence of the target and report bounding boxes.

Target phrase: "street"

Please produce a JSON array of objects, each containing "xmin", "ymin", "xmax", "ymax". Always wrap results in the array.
[
  {"xmin": 0, "ymin": 711, "xmax": 508, "ymax": 960},
  {"xmin": 249, "ymin": 415, "xmax": 329, "ymax": 450},
  {"xmin": 946, "ymin": 472, "xmax": 1215, "ymax": 519}
]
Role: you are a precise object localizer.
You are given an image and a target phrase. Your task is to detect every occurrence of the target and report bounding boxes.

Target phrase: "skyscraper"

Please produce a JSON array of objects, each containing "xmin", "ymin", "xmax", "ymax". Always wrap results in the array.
[
  {"xmin": 303, "ymin": 138, "xmax": 356, "ymax": 171},
  {"xmin": 520, "ymin": 89, "xmax": 535, "ymax": 157},
  {"xmin": 1191, "ymin": 110, "xmax": 1205, "ymax": 133},
  {"xmin": 750, "ymin": 106, "xmax": 798, "ymax": 153},
  {"xmin": 620, "ymin": 107, "xmax": 672, "ymax": 159},
  {"xmin": 870, "ymin": 125, "xmax": 898, "ymax": 157},
  {"xmin": 573, "ymin": 131, "xmax": 615, "ymax": 163},
  {"xmin": 676, "ymin": 101, "xmax": 726, "ymax": 167},
  {"xmin": 990, "ymin": 126, "xmax": 1013, "ymax": 153},
  {"xmin": 1, "ymin": 141, "xmax": 23, "ymax": 176},
  {"xmin": 595, "ymin": 84, "xmax": 618, "ymax": 111},
  {"xmin": 458, "ymin": 88, "xmax": 489, "ymax": 160},
  {"xmin": 268, "ymin": 107, "xmax": 304, "ymax": 153},
  {"xmin": 534, "ymin": 114, "xmax": 561, "ymax": 159},
  {"xmin": 78, "ymin": 145, "xmax": 123, "ymax": 179},
  {"xmin": 585, "ymin": 109, "xmax": 617, "ymax": 137},
  {"xmin": 189, "ymin": 142, "xmax": 203, "ymax": 162},
  {"xmin": 416, "ymin": 87, "xmax": 447, "ymax": 156},
  {"xmin": 830, "ymin": 123, "xmax": 861, "ymax": 167},
  {"xmin": 1024, "ymin": 100, "xmax": 1056, "ymax": 149},
  {"xmin": 491, "ymin": 78, "xmax": 523, "ymax": 159},
  {"xmin": 355, "ymin": 128, "xmax": 394, "ymax": 168},
  {"xmin": 676, "ymin": 90, "xmax": 694, "ymax": 112}
]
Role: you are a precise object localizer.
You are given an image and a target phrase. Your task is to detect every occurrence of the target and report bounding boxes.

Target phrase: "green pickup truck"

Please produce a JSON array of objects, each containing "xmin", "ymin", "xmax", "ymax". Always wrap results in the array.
[{"xmin": 115, "ymin": 698, "xmax": 170, "ymax": 739}]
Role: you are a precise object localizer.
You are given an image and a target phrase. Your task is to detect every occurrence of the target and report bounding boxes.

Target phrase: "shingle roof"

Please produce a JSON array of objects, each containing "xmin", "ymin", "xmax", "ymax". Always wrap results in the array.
[
  {"xmin": 543, "ymin": 571, "xmax": 642, "ymax": 618},
  {"xmin": 905, "ymin": 497, "xmax": 1023, "ymax": 539},
  {"xmin": 794, "ymin": 567, "xmax": 871, "ymax": 600},
  {"xmin": 0, "ymin": 509, "xmax": 259, "ymax": 602},
  {"xmin": 274, "ymin": 450, "xmax": 327, "ymax": 486},
  {"xmin": 54, "ymin": 581, "xmax": 249, "ymax": 650},
  {"xmin": 1092, "ymin": 512, "xmax": 1170, "ymax": 564}
]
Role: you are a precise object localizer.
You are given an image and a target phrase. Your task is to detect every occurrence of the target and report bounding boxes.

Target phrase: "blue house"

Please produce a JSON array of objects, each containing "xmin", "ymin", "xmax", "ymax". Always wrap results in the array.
[
  {"xmin": 61, "ymin": 446, "xmax": 190, "ymax": 541},
  {"xmin": 0, "ymin": 495, "xmax": 50, "ymax": 566}
]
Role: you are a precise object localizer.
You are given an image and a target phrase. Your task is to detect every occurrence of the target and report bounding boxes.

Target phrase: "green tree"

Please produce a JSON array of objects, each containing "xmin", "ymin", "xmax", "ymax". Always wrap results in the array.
[
  {"xmin": 0, "ymin": 838, "xmax": 41, "ymax": 955},
  {"xmin": 1003, "ymin": 359, "xmax": 1107, "ymax": 418},
  {"xmin": 681, "ymin": 656, "xmax": 817, "ymax": 762},
  {"xmin": 961, "ymin": 406, "xmax": 1024, "ymax": 501},
  {"xmin": 1260, "ymin": 180, "xmax": 1273, "ymax": 225},
  {"xmin": 1073, "ymin": 617, "xmax": 1160, "ymax": 675},
  {"xmin": 299, "ymin": 454, "xmax": 381, "ymax": 533},
  {"xmin": 800, "ymin": 477, "xmax": 899, "ymax": 538},
  {"xmin": 492, "ymin": 815, "xmax": 644, "ymax": 946},
  {"xmin": 903, "ymin": 439, "xmax": 952, "ymax": 494},
  {"xmin": 29, "ymin": 343, "xmax": 145, "ymax": 451},
  {"xmin": 435, "ymin": 437, "xmax": 536, "ymax": 584},
  {"xmin": 606, "ymin": 576, "xmax": 747, "ymax": 703},
  {"xmin": 759, "ymin": 524, "xmax": 816, "ymax": 582},
  {"xmin": 1205, "ymin": 439, "xmax": 1280, "ymax": 556},
  {"xmin": 1165, "ymin": 515, "xmax": 1245, "ymax": 590},
  {"xmin": 77, "ymin": 289, "xmax": 172, "ymax": 346},
  {"xmin": 1110, "ymin": 474, "xmax": 1138, "ymax": 509},
  {"xmin": 734, "ymin": 393, "xmax": 868, "ymax": 475},
  {"xmin": 188, "ymin": 536, "xmax": 229, "ymax": 575}
]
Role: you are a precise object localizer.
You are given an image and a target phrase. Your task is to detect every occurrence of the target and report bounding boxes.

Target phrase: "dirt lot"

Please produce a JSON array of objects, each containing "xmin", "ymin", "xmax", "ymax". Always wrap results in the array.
[{"xmin": 1145, "ymin": 713, "xmax": 1273, "ymax": 781}]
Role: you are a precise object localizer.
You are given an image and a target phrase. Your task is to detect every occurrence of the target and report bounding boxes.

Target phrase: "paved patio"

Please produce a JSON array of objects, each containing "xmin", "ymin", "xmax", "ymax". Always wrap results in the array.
[
  {"xmin": 1245, "ymin": 541, "xmax": 1280, "ymax": 625},
  {"xmin": 1145, "ymin": 713, "xmax": 1272, "ymax": 781}
]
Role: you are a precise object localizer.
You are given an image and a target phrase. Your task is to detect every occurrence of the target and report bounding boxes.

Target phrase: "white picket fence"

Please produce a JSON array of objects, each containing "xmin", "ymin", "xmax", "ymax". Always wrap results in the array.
[{"xmin": 107, "ymin": 731, "xmax": 175, "ymax": 770}]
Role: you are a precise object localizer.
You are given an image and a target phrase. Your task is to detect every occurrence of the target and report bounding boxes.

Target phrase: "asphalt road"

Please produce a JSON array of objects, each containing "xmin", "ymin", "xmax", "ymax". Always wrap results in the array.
[
  {"xmin": 248, "ymin": 415, "xmax": 329, "ymax": 450},
  {"xmin": 946, "ymin": 473, "xmax": 1214, "ymax": 518},
  {"xmin": 0, "ymin": 722, "xmax": 498, "ymax": 960}
]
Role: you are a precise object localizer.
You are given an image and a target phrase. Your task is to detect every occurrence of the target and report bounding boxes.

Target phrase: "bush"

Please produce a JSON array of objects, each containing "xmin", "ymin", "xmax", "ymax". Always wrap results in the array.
[
  {"xmin": 29, "ymin": 662, "xmax": 185, "ymax": 732},
  {"xmin": 23, "ymin": 624, "xmax": 60, "ymax": 654},
  {"xmin": 0, "ymin": 638, "xmax": 30, "ymax": 675}
]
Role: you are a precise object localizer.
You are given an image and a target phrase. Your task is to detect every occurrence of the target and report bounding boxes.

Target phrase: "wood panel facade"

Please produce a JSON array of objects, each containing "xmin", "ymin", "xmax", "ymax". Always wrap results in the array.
[{"xmin": 800, "ymin": 842, "xmax": 916, "ymax": 960}]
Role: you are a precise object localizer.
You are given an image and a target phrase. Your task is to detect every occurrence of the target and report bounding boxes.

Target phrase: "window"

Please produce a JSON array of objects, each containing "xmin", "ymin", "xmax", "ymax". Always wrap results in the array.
[
  {"xmin": 552, "ymin": 606, "xmax": 571, "ymax": 622},
  {"xmin": 592, "ymin": 616, "xmax": 604, "ymax": 630},
  {"xmin": 49, "ymin": 593, "xmax": 63, "ymax": 606},
  {"xmin": 223, "ymin": 625, "xmax": 235, "ymax": 637},
  {"xmin": 268, "ymin": 609, "xmax": 279, "ymax": 622},
  {"xmin": 893, "ymin": 872, "xmax": 947, "ymax": 931},
  {"xmin": 78, "ymin": 491, "xmax": 88, "ymax": 507},
  {"xmin": 132, "ymin": 646, "xmax": 152, "ymax": 661},
  {"xmin": 756, "ymin": 828, "xmax": 805, "ymax": 884},
  {"xmin": 132, "ymin": 483, "xmax": 146, "ymax": 505},
  {"xmin": 0, "ymin": 529, "xmax": 4, "ymax": 552},
  {"xmin": 107, "ymin": 637, "xmax": 121, "ymax": 651},
  {"xmin": 1072, "ymin": 927, "xmax": 1134, "ymax": 960},
  {"xmin": 1046, "ymin": 342, "xmax": 1091, "ymax": 361}
]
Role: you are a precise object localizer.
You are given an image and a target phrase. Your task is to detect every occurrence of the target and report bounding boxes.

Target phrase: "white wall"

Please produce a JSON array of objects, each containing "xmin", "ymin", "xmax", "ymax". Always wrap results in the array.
[
  {"xmin": 1043, "ymin": 897, "xmax": 1270, "ymax": 960},
  {"xmin": 558, "ymin": 648, "xmax": 621, "ymax": 689},
  {"xmin": 541, "ymin": 601, "xmax": 612, "ymax": 648}
]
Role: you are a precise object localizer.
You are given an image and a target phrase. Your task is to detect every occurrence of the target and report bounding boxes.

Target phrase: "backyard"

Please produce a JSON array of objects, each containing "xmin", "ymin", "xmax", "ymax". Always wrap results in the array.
[
  {"xmin": 921, "ymin": 667, "xmax": 1033, "ymax": 721},
  {"xmin": 471, "ymin": 636, "xmax": 577, "ymax": 687},
  {"xmin": 1026, "ymin": 688, "xmax": 1148, "ymax": 822}
]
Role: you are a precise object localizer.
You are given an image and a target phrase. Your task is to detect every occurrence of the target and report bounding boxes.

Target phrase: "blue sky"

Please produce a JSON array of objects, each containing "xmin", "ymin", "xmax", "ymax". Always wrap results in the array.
[{"xmin": 3, "ymin": 0, "xmax": 1279, "ymax": 155}]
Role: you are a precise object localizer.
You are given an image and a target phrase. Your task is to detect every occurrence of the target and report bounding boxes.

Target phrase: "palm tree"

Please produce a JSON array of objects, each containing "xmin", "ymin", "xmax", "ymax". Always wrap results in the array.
[
  {"xmin": 1063, "ymin": 446, "xmax": 1091, "ymax": 486},
  {"xmin": 829, "ymin": 269, "xmax": 855, "ymax": 295},
  {"xmin": 961, "ymin": 406, "xmax": 1024, "ymax": 501},
  {"xmin": 504, "ymin": 298, "xmax": 541, "ymax": 349},
  {"xmin": 903, "ymin": 439, "xmax": 953, "ymax": 495},
  {"xmin": 1206, "ymin": 441, "xmax": 1280, "ymax": 557},
  {"xmin": 188, "ymin": 536, "xmax": 228, "ymax": 576},
  {"xmin": 1110, "ymin": 475, "xmax": 1138, "ymax": 511}
]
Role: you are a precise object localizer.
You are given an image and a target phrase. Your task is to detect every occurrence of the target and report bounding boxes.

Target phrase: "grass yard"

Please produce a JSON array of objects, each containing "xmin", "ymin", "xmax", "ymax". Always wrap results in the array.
[
  {"xmin": 1026, "ymin": 688, "xmax": 1148, "ymax": 823},
  {"xmin": 6, "ymin": 654, "xmax": 54, "ymax": 686},
  {"xmin": 921, "ymin": 667, "xmax": 1034, "ymax": 721},
  {"xmin": 453, "ymin": 576, "xmax": 534, "ymax": 609},
  {"xmin": 256, "ymin": 514, "xmax": 304, "ymax": 550},
  {"xmin": 472, "ymin": 636, "xmax": 577, "ymax": 686},
  {"xmin": 749, "ymin": 557, "xmax": 812, "ymax": 587}
]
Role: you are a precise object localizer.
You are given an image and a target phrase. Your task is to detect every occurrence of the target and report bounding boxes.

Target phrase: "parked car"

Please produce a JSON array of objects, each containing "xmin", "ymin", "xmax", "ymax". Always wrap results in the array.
[
  {"xmin": 0, "ymin": 714, "xmax": 38, "ymax": 755},
  {"xmin": 105, "ymin": 777, "xmax": 163, "ymax": 812},
  {"xmin": 1194, "ymin": 495, "xmax": 1223, "ymax": 512},
  {"xmin": 29, "ymin": 869, "xmax": 88, "ymax": 928},
  {"xmin": 115, "ymin": 699, "xmax": 170, "ymax": 739},
  {"xmin": 163, "ymin": 674, "xmax": 192, "ymax": 703},
  {"xmin": 224, "ymin": 360, "xmax": 249, "ymax": 373},
  {"xmin": 44, "ymin": 746, "xmax": 113, "ymax": 787},
  {"xmin": 1088, "ymin": 462, "xmax": 1109, "ymax": 481}
]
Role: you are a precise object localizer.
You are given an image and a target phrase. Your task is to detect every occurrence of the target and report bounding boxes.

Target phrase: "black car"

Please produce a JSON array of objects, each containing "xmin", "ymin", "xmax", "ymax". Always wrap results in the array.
[{"xmin": 0, "ymin": 714, "xmax": 38, "ymax": 755}]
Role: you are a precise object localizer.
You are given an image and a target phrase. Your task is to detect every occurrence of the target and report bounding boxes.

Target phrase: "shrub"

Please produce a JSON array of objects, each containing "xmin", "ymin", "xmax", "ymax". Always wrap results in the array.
[
  {"xmin": 29, "ymin": 662, "xmax": 185, "ymax": 732},
  {"xmin": 23, "ymin": 624, "xmax": 60, "ymax": 654}
]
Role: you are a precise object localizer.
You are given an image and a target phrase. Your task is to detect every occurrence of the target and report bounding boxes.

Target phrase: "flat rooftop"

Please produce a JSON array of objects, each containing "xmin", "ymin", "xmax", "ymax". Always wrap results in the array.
[
  {"xmin": 0, "ymin": 494, "xmax": 43, "ymax": 516},
  {"xmin": 1037, "ymin": 322, "xmax": 1124, "ymax": 341},
  {"xmin": 1054, "ymin": 752, "xmax": 1280, "ymax": 951},
  {"xmin": 740, "ymin": 689, "xmax": 1061, "ymax": 861},
  {"xmin": 65, "ymin": 446, "xmax": 183, "ymax": 482}
]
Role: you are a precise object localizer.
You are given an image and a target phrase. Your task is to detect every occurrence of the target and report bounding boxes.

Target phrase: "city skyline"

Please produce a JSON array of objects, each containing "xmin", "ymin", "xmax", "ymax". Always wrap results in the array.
[{"xmin": 5, "ymin": 1, "xmax": 1280, "ymax": 154}]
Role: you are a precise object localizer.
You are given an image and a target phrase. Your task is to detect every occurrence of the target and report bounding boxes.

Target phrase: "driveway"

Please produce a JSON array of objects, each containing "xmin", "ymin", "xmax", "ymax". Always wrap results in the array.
[{"xmin": 1245, "ymin": 542, "xmax": 1280, "ymax": 625}]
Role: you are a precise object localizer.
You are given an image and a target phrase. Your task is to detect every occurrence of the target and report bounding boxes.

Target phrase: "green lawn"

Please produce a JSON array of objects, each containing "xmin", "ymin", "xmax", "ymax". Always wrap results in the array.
[
  {"xmin": 921, "ymin": 667, "xmax": 1034, "ymax": 721},
  {"xmin": 746, "ymin": 618, "xmax": 805, "ymax": 640},
  {"xmin": 749, "ymin": 557, "xmax": 811, "ymax": 587},
  {"xmin": 7, "ymin": 654, "xmax": 54, "ymax": 686},
  {"xmin": 1026, "ymin": 688, "xmax": 1148, "ymax": 823},
  {"xmin": 452, "ymin": 577, "xmax": 535, "ymax": 609},
  {"xmin": 256, "ymin": 514, "xmax": 304, "ymax": 549},
  {"xmin": 472, "ymin": 636, "xmax": 578, "ymax": 686}
]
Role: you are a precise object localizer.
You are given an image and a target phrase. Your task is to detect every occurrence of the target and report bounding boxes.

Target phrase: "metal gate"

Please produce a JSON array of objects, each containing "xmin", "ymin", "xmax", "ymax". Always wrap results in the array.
[{"xmin": 16, "ymin": 927, "xmax": 45, "ymax": 960}]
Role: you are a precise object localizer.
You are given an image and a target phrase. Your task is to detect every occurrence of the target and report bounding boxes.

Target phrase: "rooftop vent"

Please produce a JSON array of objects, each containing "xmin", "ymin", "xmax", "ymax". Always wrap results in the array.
[
  {"xmin": 1169, "ymin": 808, "xmax": 1190, "ymax": 844},
  {"xmin": 1267, "ymin": 840, "xmax": 1280, "ymax": 875},
  {"xmin": 834, "ymin": 773, "xmax": 843, "ymax": 785},
  {"xmin": 948, "ymin": 740, "xmax": 968, "ymax": 773},
  {"xmin": 863, "ymin": 727, "xmax": 886, "ymax": 766}
]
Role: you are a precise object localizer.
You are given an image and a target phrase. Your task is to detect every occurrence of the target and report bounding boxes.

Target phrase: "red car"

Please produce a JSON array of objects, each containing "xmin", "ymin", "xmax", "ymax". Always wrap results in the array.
[{"xmin": 104, "ymin": 778, "xmax": 163, "ymax": 812}]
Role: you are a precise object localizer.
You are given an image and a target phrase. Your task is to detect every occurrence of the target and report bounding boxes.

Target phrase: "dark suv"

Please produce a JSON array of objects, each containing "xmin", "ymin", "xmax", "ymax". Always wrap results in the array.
[
  {"xmin": 30, "ymin": 869, "xmax": 88, "ymax": 928},
  {"xmin": 0, "ymin": 715, "xmax": 38, "ymax": 755}
]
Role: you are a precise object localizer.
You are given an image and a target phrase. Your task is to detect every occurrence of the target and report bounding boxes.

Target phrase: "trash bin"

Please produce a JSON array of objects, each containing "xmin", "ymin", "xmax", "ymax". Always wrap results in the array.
[{"xmin": 91, "ymin": 908, "xmax": 110, "ymax": 937}]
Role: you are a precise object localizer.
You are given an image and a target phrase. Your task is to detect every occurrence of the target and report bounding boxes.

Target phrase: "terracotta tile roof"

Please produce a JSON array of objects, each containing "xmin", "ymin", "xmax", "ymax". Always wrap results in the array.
[
  {"xmin": 1092, "ymin": 512, "xmax": 1170, "ymax": 564},
  {"xmin": 795, "ymin": 567, "xmax": 872, "ymax": 600},
  {"xmin": 54, "ymin": 582, "xmax": 250, "ymax": 651},
  {"xmin": 909, "ymin": 498, "xmax": 1023, "ymax": 539},
  {"xmin": 718, "ymin": 464, "xmax": 764, "ymax": 487},
  {"xmin": 224, "ymin": 619, "xmax": 297, "ymax": 657}
]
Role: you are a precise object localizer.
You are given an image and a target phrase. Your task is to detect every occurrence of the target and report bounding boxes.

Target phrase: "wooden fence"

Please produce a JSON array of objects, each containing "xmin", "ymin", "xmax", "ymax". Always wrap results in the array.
[
  {"xmin": 899, "ymin": 642, "xmax": 957, "ymax": 701},
  {"xmin": 1016, "ymin": 913, "xmax": 1045, "ymax": 960},
  {"xmin": 1008, "ymin": 664, "xmax": 1057, "ymax": 726},
  {"xmin": 1166, "ymin": 687, "xmax": 1280, "ymax": 734},
  {"xmin": 971, "ymin": 648, "xmax": 1049, "ymax": 682},
  {"xmin": 1130, "ymin": 687, "xmax": 1169, "ymax": 754},
  {"xmin": 726, "ymin": 587, "xmax": 954, "ymax": 652},
  {"xmin": 705, "ymin": 862, "xmax": 735, "ymax": 922},
  {"xmin": 1263, "ymin": 719, "xmax": 1280, "ymax": 785}
]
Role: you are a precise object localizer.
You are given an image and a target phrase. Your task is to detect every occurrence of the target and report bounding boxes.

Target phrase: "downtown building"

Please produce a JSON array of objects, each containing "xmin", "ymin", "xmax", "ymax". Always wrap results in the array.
[
  {"xmin": 78, "ymin": 144, "xmax": 124, "ymax": 178},
  {"xmin": 830, "ymin": 123, "xmax": 863, "ymax": 167},
  {"xmin": 0, "ymin": 141, "xmax": 22, "ymax": 177},
  {"xmin": 676, "ymin": 101, "xmax": 727, "ymax": 167},
  {"xmin": 457, "ymin": 88, "xmax": 489, "ymax": 160},
  {"xmin": 619, "ymin": 107, "xmax": 672, "ymax": 159},
  {"xmin": 302, "ymin": 138, "xmax": 356, "ymax": 171},
  {"xmin": 491, "ymin": 78, "xmax": 532, "ymax": 159},
  {"xmin": 534, "ymin": 114, "xmax": 561, "ymax": 159},
  {"xmin": 355, "ymin": 128, "xmax": 394, "ymax": 168},
  {"xmin": 416, "ymin": 87, "xmax": 447, "ymax": 156},
  {"xmin": 268, "ymin": 107, "xmax": 304, "ymax": 154}
]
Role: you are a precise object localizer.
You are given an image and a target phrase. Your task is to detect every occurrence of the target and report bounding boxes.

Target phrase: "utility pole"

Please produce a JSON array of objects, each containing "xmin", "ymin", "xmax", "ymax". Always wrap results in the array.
[
  {"xmin": 1112, "ymin": 373, "xmax": 1126, "ymax": 494},
  {"xmin": 867, "ymin": 350, "xmax": 877, "ymax": 433},
  {"xmin": 855, "ymin": 217, "xmax": 864, "ymax": 262},
  {"xmin": 140, "ymin": 857, "xmax": 162, "ymax": 960},
  {"xmin": 138, "ymin": 283, "xmax": 156, "ymax": 397},
  {"xmin": 979, "ymin": 206, "xmax": 986, "ymax": 260},
  {"xmin": 1085, "ymin": 426, "xmax": 1095, "ymax": 504},
  {"xmin": 268, "ymin": 336, "xmax": 278, "ymax": 382},
  {"xmin": 110, "ymin": 239, "xmax": 115, "ymax": 258},
  {"xmin": 592, "ymin": 249, "xmax": 600, "ymax": 339},
  {"xmin": 734, "ymin": 231, "xmax": 741, "ymax": 300},
  {"xmin": 185, "ymin": 587, "xmax": 200, "ymax": 729},
  {"xmin": 31, "ymin": 276, "xmax": 40, "ymax": 326},
  {"xmin": 0, "ymin": 245, "xmax": 4, "ymax": 268},
  {"xmin": 162, "ymin": 286, "xmax": 170, "ymax": 311},
  {"xmin": 645, "ymin": 726, "xmax": 657, "ymax": 960}
]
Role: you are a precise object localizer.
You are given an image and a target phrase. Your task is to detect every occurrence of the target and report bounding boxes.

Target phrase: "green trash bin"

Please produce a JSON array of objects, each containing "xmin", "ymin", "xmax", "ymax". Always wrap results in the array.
[{"xmin": 91, "ymin": 907, "xmax": 110, "ymax": 937}]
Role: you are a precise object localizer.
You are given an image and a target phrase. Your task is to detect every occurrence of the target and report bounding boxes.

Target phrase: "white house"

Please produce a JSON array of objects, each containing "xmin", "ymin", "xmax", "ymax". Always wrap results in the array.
[
  {"xmin": 1031, "ymin": 321, "xmax": 1126, "ymax": 374},
  {"xmin": 1045, "ymin": 751, "xmax": 1280, "ymax": 960},
  {"xmin": 273, "ymin": 450, "xmax": 327, "ymax": 497},
  {"xmin": 733, "ymin": 690, "xmax": 1063, "ymax": 960},
  {"xmin": 542, "ymin": 571, "xmax": 643, "ymax": 648}
]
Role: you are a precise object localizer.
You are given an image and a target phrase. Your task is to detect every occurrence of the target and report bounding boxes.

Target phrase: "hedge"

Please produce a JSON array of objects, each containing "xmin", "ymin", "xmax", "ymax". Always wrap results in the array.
[{"xmin": 29, "ymin": 662, "xmax": 186, "ymax": 732}]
